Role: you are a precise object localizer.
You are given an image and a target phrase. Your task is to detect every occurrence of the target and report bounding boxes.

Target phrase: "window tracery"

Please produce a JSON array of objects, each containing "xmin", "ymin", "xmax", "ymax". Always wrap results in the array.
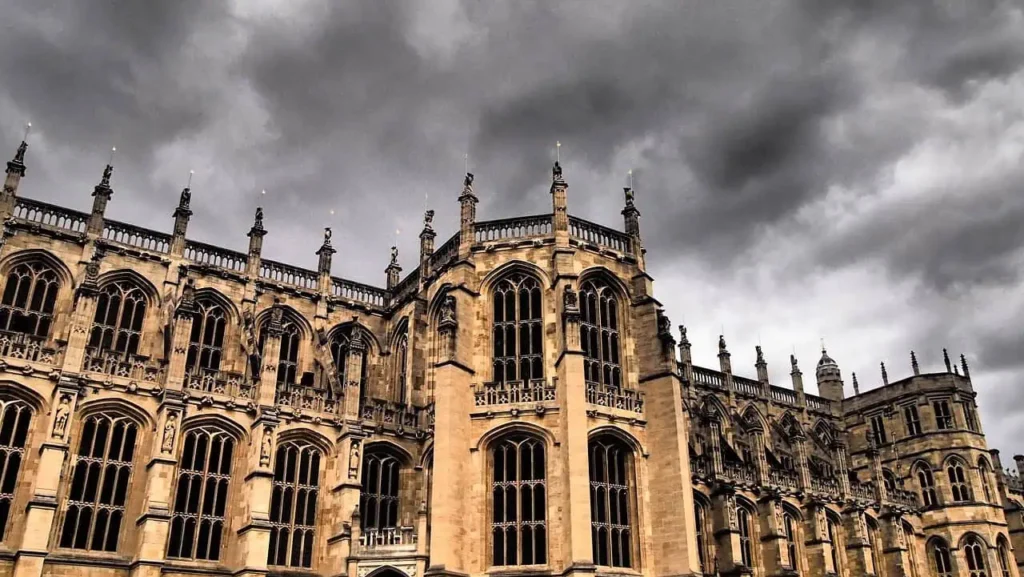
[
  {"xmin": 947, "ymin": 458, "xmax": 971, "ymax": 502},
  {"xmin": 59, "ymin": 413, "xmax": 138, "ymax": 551},
  {"xmin": 492, "ymin": 274, "xmax": 543, "ymax": 384},
  {"xmin": 580, "ymin": 279, "xmax": 621, "ymax": 388},
  {"xmin": 590, "ymin": 435, "xmax": 634, "ymax": 568},
  {"xmin": 737, "ymin": 504, "xmax": 753, "ymax": 568},
  {"xmin": 491, "ymin": 434, "xmax": 546, "ymax": 566},
  {"xmin": 0, "ymin": 400, "xmax": 31, "ymax": 541},
  {"xmin": 694, "ymin": 499, "xmax": 710, "ymax": 574},
  {"xmin": 167, "ymin": 427, "xmax": 233, "ymax": 560},
  {"xmin": 393, "ymin": 332, "xmax": 408, "ymax": 403},
  {"xmin": 360, "ymin": 451, "xmax": 401, "ymax": 535},
  {"xmin": 0, "ymin": 262, "xmax": 59, "ymax": 337},
  {"xmin": 783, "ymin": 512, "xmax": 798, "ymax": 570},
  {"xmin": 268, "ymin": 440, "xmax": 322, "ymax": 568},
  {"xmin": 89, "ymin": 281, "xmax": 148, "ymax": 355},
  {"xmin": 917, "ymin": 464, "xmax": 938, "ymax": 507},
  {"xmin": 932, "ymin": 539, "xmax": 953, "ymax": 577},
  {"xmin": 187, "ymin": 300, "xmax": 226, "ymax": 373},
  {"xmin": 964, "ymin": 537, "xmax": 989, "ymax": 577}
]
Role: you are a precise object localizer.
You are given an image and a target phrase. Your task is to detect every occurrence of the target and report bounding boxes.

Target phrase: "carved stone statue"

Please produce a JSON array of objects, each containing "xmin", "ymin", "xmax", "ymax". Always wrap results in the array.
[
  {"xmin": 100, "ymin": 164, "xmax": 113, "ymax": 187},
  {"xmin": 52, "ymin": 394, "xmax": 70, "ymax": 439},
  {"xmin": 259, "ymin": 428, "xmax": 273, "ymax": 467},
  {"xmin": 254, "ymin": 206, "xmax": 264, "ymax": 229},
  {"xmin": 562, "ymin": 284, "xmax": 578, "ymax": 311},
  {"xmin": 14, "ymin": 141, "xmax": 26, "ymax": 164},
  {"xmin": 678, "ymin": 324, "xmax": 688, "ymax": 342},
  {"xmin": 726, "ymin": 495, "xmax": 737, "ymax": 530},
  {"xmin": 624, "ymin": 186, "xmax": 635, "ymax": 206},
  {"xmin": 552, "ymin": 161, "xmax": 562, "ymax": 181},
  {"xmin": 756, "ymin": 345, "xmax": 765, "ymax": 363},
  {"xmin": 390, "ymin": 245, "xmax": 398, "ymax": 265},
  {"xmin": 348, "ymin": 439, "xmax": 361, "ymax": 479},
  {"xmin": 656, "ymin": 309, "xmax": 670, "ymax": 336},
  {"xmin": 463, "ymin": 173, "xmax": 474, "ymax": 188},
  {"xmin": 718, "ymin": 334, "xmax": 727, "ymax": 352},
  {"xmin": 790, "ymin": 354, "xmax": 799, "ymax": 371},
  {"xmin": 439, "ymin": 295, "xmax": 456, "ymax": 325},
  {"xmin": 179, "ymin": 278, "xmax": 196, "ymax": 310},
  {"xmin": 180, "ymin": 187, "xmax": 191, "ymax": 209},
  {"xmin": 161, "ymin": 412, "xmax": 178, "ymax": 454}
]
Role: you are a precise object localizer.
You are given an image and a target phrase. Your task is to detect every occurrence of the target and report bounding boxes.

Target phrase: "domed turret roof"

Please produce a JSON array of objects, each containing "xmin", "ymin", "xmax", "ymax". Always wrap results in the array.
[{"xmin": 817, "ymin": 348, "xmax": 837, "ymax": 369}]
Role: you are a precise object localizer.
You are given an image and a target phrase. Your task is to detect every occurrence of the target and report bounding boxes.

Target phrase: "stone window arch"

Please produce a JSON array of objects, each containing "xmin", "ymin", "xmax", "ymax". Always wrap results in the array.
[
  {"xmin": 580, "ymin": 278, "xmax": 621, "ymax": 389},
  {"xmin": 782, "ymin": 508, "xmax": 800, "ymax": 571},
  {"xmin": 392, "ymin": 330, "xmax": 409, "ymax": 404},
  {"xmin": 330, "ymin": 325, "xmax": 368, "ymax": 402},
  {"xmin": 915, "ymin": 461, "xmax": 939, "ymax": 507},
  {"xmin": 491, "ymin": 273, "xmax": 543, "ymax": 384},
  {"xmin": 978, "ymin": 457, "xmax": 994, "ymax": 503},
  {"xmin": 491, "ymin": 433, "xmax": 547, "ymax": 567},
  {"xmin": 737, "ymin": 500, "xmax": 756, "ymax": 568},
  {"xmin": 930, "ymin": 537, "xmax": 954, "ymax": 577},
  {"xmin": 827, "ymin": 513, "xmax": 843, "ymax": 575},
  {"xmin": 167, "ymin": 426, "xmax": 234, "ymax": 560},
  {"xmin": 59, "ymin": 412, "xmax": 140, "ymax": 552},
  {"xmin": 0, "ymin": 399, "xmax": 31, "ymax": 541},
  {"xmin": 946, "ymin": 456, "xmax": 972, "ymax": 502},
  {"xmin": 360, "ymin": 448, "xmax": 403, "ymax": 539},
  {"xmin": 0, "ymin": 261, "xmax": 59, "ymax": 338},
  {"xmin": 89, "ymin": 280, "xmax": 149, "ymax": 356},
  {"xmin": 693, "ymin": 494, "xmax": 712, "ymax": 574},
  {"xmin": 866, "ymin": 516, "xmax": 883, "ymax": 576},
  {"xmin": 590, "ymin": 434, "xmax": 636, "ymax": 568},
  {"xmin": 997, "ymin": 536, "xmax": 1012, "ymax": 577},
  {"xmin": 187, "ymin": 298, "xmax": 227, "ymax": 374},
  {"xmin": 963, "ymin": 535, "xmax": 989, "ymax": 577},
  {"xmin": 268, "ymin": 439, "xmax": 323, "ymax": 569}
]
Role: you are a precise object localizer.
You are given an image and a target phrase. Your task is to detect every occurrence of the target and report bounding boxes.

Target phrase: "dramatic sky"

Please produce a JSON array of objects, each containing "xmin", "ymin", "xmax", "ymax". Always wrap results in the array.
[{"xmin": 1, "ymin": 1, "xmax": 1023, "ymax": 457}]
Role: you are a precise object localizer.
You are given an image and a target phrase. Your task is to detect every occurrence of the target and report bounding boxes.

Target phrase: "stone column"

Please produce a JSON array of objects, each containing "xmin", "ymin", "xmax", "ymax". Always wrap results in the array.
[
  {"xmin": 712, "ymin": 490, "xmax": 747, "ymax": 575},
  {"xmin": 842, "ymin": 506, "xmax": 873, "ymax": 577},
  {"xmin": 257, "ymin": 305, "xmax": 284, "ymax": 407},
  {"xmin": 0, "ymin": 138, "xmax": 27, "ymax": 218},
  {"xmin": 758, "ymin": 496, "xmax": 791, "ymax": 576},
  {"xmin": 425, "ymin": 291, "xmax": 473, "ymax": 577},
  {"xmin": 343, "ymin": 329, "xmax": 367, "ymax": 421},
  {"xmin": 61, "ymin": 256, "xmax": 102, "ymax": 374},
  {"xmin": 12, "ymin": 383, "xmax": 83, "ymax": 577},
  {"xmin": 803, "ymin": 502, "xmax": 837, "ymax": 577},
  {"xmin": 245, "ymin": 207, "xmax": 267, "ymax": 277},
  {"xmin": 551, "ymin": 162, "xmax": 569, "ymax": 248},
  {"xmin": 718, "ymin": 335, "xmax": 734, "ymax": 394},
  {"xmin": 169, "ymin": 185, "xmax": 192, "ymax": 257},
  {"xmin": 755, "ymin": 346, "xmax": 770, "ymax": 395},
  {"xmin": 879, "ymin": 510, "xmax": 913, "ymax": 577},
  {"xmin": 235, "ymin": 415, "xmax": 278, "ymax": 577},
  {"xmin": 621, "ymin": 185, "xmax": 645, "ymax": 269},
  {"xmin": 87, "ymin": 163, "xmax": 114, "ymax": 236},
  {"xmin": 317, "ymin": 227, "xmax": 336, "ymax": 295},
  {"xmin": 326, "ymin": 433, "xmax": 363, "ymax": 577},
  {"xmin": 708, "ymin": 419, "xmax": 724, "ymax": 476},
  {"xmin": 164, "ymin": 281, "xmax": 195, "ymax": 393},
  {"xmin": 385, "ymin": 249, "xmax": 401, "ymax": 291},
  {"xmin": 457, "ymin": 174, "xmax": 477, "ymax": 259},
  {"xmin": 795, "ymin": 435, "xmax": 811, "ymax": 492},
  {"xmin": 128, "ymin": 397, "xmax": 186, "ymax": 577},
  {"xmin": 751, "ymin": 432, "xmax": 769, "ymax": 486},
  {"xmin": 835, "ymin": 440, "xmax": 851, "ymax": 497}
]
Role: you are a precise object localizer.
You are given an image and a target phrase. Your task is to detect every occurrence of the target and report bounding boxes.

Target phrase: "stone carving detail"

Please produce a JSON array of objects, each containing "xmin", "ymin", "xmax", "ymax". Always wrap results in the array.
[
  {"xmin": 439, "ymin": 295, "xmax": 456, "ymax": 326},
  {"xmin": 259, "ymin": 428, "xmax": 274, "ymax": 467},
  {"xmin": 726, "ymin": 494, "xmax": 737, "ymax": 530},
  {"xmin": 349, "ymin": 439, "xmax": 361, "ymax": 479},
  {"xmin": 563, "ymin": 284, "xmax": 578, "ymax": 312},
  {"xmin": 241, "ymin": 309, "xmax": 261, "ymax": 377},
  {"xmin": 161, "ymin": 412, "xmax": 178, "ymax": 454},
  {"xmin": 52, "ymin": 394, "xmax": 71, "ymax": 439}
]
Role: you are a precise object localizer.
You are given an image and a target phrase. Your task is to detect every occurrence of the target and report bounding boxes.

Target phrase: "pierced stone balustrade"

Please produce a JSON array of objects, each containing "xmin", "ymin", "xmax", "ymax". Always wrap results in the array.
[
  {"xmin": 770, "ymin": 385, "xmax": 798, "ymax": 405},
  {"xmin": 359, "ymin": 527, "xmax": 417, "ymax": 551},
  {"xmin": 723, "ymin": 462, "xmax": 758, "ymax": 485},
  {"xmin": 810, "ymin": 475, "xmax": 841, "ymax": 495},
  {"xmin": 734, "ymin": 376, "xmax": 761, "ymax": 396},
  {"xmin": 102, "ymin": 220, "xmax": 171, "ymax": 253},
  {"xmin": 887, "ymin": 487, "xmax": 920, "ymax": 509},
  {"xmin": 429, "ymin": 233, "xmax": 460, "ymax": 270},
  {"xmin": 0, "ymin": 331, "xmax": 64, "ymax": 366},
  {"xmin": 585, "ymin": 381, "xmax": 644, "ymax": 415},
  {"xmin": 184, "ymin": 241, "xmax": 247, "ymax": 272},
  {"xmin": 275, "ymin": 384, "xmax": 343, "ymax": 414},
  {"xmin": 474, "ymin": 379, "xmax": 556, "ymax": 407},
  {"xmin": 805, "ymin": 394, "xmax": 831, "ymax": 412},
  {"xmin": 474, "ymin": 215, "xmax": 552, "ymax": 243},
  {"xmin": 850, "ymin": 482, "xmax": 876, "ymax": 501},
  {"xmin": 260, "ymin": 259, "xmax": 318, "ymax": 290},
  {"xmin": 185, "ymin": 368, "xmax": 255, "ymax": 399},
  {"xmin": 690, "ymin": 455, "xmax": 710, "ymax": 478},
  {"xmin": 360, "ymin": 398, "xmax": 420, "ymax": 430},
  {"xmin": 691, "ymin": 366, "xmax": 726, "ymax": 389},
  {"xmin": 568, "ymin": 216, "xmax": 633, "ymax": 253},
  {"xmin": 83, "ymin": 348, "xmax": 166, "ymax": 383},
  {"xmin": 769, "ymin": 468, "xmax": 800, "ymax": 490},
  {"xmin": 331, "ymin": 277, "xmax": 388, "ymax": 308},
  {"xmin": 14, "ymin": 197, "xmax": 88, "ymax": 234}
]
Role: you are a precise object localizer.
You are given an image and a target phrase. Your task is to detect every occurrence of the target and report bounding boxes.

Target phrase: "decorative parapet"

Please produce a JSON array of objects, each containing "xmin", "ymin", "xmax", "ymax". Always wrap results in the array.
[
  {"xmin": 568, "ymin": 216, "xmax": 633, "ymax": 254},
  {"xmin": 260, "ymin": 259, "xmax": 318, "ymax": 291},
  {"xmin": 358, "ymin": 526, "xmax": 417, "ymax": 552},
  {"xmin": 184, "ymin": 368, "xmax": 256, "ymax": 400},
  {"xmin": 887, "ymin": 487, "xmax": 920, "ymax": 509},
  {"xmin": 102, "ymin": 220, "xmax": 171, "ymax": 253},
  {"xmin": 0, "ymin": 331, "xmax": 64, "ymax": 367},
  {"xmin": 83, "ymin": 348, "xmax": 166, "ymax": 383},
  {"xmin": 474, "ymin": 379, "xmax": 556, "ymax": 406},
  {"xmin": 360, "ymin": 398, "xmax": 424, "ymax": 433},
  {"xmin": 733, "ymin": 375, "xmax": 761, "ymax": 397},
  {"xmin": 275, "ymin": 384, "xmax": 343, "ymax": 415},
  {"xmin": 850, "ymin": 482, "xmax": 875, "ymax": 501},
  {"xmin": 810, "ymin": 475, "xmax": 841, "ymax": 495},
  {"xmin": 769, "ymin": 469, "xmax": 800, "ymax": 491},
  {"xmin": 692, "ymin": 366, "xmax": 726, "ymax": 389},
  {"xmin": 331, "ymin": 277, "xmax": 389, "ymax": 308},
  {"xmin": 474, "ymin": 214, "xmax": 552, "ymax": 243},
  {"xmin": 13, "ymin": 197, "xmax": 88, "ymax": 234},
  {"xmin": 430, "ymin": 232, "xmax": 460, "ymax": 271},
  {"xmin": 184, "ymin": 240, "xmax": 247, "ymax": 273},
  {"xmin": 585, "ymin": 381, "xmax": 644, "ymax": 415},
  {"xmin": 723, "ymin": 461, "xmax": 758, "ymax": 485}
]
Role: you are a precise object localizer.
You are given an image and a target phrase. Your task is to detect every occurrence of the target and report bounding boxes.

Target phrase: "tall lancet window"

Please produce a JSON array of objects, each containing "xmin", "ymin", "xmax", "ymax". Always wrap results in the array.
[
  {"xmin": 0, "ymin": 261, "xmax": 59, "ymax": 337},
  {"xmin": 394, "ymin": 332, "xmax": 408, "ymax": 403},
  {"xmin": 186, "ymin": 300, "xmax": 226, "ymax": 373},
  {"xmin": 590, "ymin": 435, "xmax": 635, "ymax": 568},
  {"xmin": 360, "ymin": 451, "xmax": 401, "ymax": 538},
  {"xmin": 330, "ymin": 327, "xmax": 367, "ymax": 401},
  {"xmin": 491, "ymin": 434, "xmax": 547, "ymax": 566},
  {"xmin": 167, "ymin": 428, "xmax": 233, "ymax": 560},
  {"xmin": 268, "ymin": 441, "xmax": 322, "ymax": 569},
  {"xmin": 0, "ymin": 400, "xmax": 31, "ymax": 541},
  {"xmin": 580, "ymin": 279, "xmax": 621, "ymax": 388},
  {"xmin": 260, "ymin": 319, "xmax": 301, "ymax": 387},
  {"xmin": 89, "ymin": 281, "xmax": 147, "ymax": 355},
  {"xmin": 492, "ymin": 274, "xmax": 543, "ymax": 384}
]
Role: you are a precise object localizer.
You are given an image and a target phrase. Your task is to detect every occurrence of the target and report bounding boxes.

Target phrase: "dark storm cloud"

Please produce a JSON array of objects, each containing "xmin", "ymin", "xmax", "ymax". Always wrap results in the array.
[{"xmin": 0, "ymin": 0, "xmax": 1021, "ymax": 449}]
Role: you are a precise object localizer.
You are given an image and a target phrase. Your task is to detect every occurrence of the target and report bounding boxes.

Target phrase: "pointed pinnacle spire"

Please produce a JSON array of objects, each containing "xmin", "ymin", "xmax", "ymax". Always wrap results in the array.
[
  {"xmin": 881, "ymin": 361, "xmax": 889, "ymax": 385},
  {"xmin": 943, "ymin": 348, "xmax": 952, "ymax": 373},
  {"xmin": 960, "ymin": 354, "xmax": 971, "ymax": 379},
  {"xmin": 911, "ymin": 350, "xmax": 920, "ymax": 375},
  {"xmin": 852, "ymin": 372, "xmax": 860, "ymax": 395}
]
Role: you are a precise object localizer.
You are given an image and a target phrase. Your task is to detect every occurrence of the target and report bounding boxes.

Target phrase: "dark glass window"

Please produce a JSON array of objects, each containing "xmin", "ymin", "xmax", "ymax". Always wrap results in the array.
[
  {"xmin": 917, "ymin": 465, "xmax": 938, "ymax": 507},
  {"xmin": 0, "ymin": 400, "xmax": 31, "ymax": 541},
  {"xmin": 492, "ymin": 275, "xmax": 543, "ymax": 384},
  {"xmin": 870, "ymin": 415, "xmax": 887, "ymax": 444},
  {"xmin": 947, "ymin": 459, "xmax": 971, "ymax": 502},
  {"xmin": 492, "ymin": 435, "xmax": 547, "ymax": 566},
  {"xmin": 361, "ymin": 452, "xmax": 400, "ymax": 534},
  {"xmin": 590, "ymin": 436, "xmax": 633, "ymax": 568},
  {"xmin": 933, "ymin": 540, "xmax": 953, "ymax": 577},
  {"xmin": 89, "ymin": 281, "xmax": 148, "ymax": 355},
  {"xmin": 167, "ymin": 428, "xmax": 233, "ymax": 560},
  {"xmin": 738, "ymin": 506, "xmax": 753, "ymax": 567},
  {"xmin": 964, "ymin": 538, "xmax": 988, "ymax": 577},
  {"xmin": 186, "ymin": 301, "xmax": 226, "ymax": 373},
  {"xmin": 934, "ymin": 400, "xmax": 953, "ymax": 430},
  {"xmin": 580, "ymin": 280, "xmax": 621, "ymax": 388},
  {"xmin": 0, "ymin": 262, "xmax": 59, "ymax": 337},
  {"xmin": 904, "ymin": 405, "xmax": 922, "ymax": 436},
  {"xmin": 268, "ymin": 441, "xmax": 321, "ymax": 568}
]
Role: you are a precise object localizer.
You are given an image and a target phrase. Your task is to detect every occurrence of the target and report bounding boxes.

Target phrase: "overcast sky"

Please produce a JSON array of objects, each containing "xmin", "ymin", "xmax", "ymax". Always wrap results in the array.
[{"xmin": 1, "ymin": 1, "xmax": 1023, "ymax": 459}]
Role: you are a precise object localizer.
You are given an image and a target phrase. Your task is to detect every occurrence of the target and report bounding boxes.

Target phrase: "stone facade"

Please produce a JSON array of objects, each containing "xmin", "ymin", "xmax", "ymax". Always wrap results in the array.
[{"xmin": 0, "ymin": 140, "xmax": 1018, "ymax": 577}]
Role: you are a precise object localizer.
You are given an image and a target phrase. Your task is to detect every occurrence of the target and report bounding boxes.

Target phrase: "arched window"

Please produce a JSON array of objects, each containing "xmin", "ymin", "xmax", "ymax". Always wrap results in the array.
[
  {"xmin": 268, "ymin": 441, "xmax": 322, "ymax": 568},
  {"xmin": 59, "ymin": 413, "xmax": 138, "ymax": 551},
  {"xmin": 737, "ymin": 504, "xmax": 754, "ymax": 568},
  {"xmin": 964, "ymin": 537, "xmax": 989, "ymax": 577},
  {"xmin": 694, "ymin": 500, "xmax": 710, "ymax": 574},
  {"xmin": 883, "ymin": 469, "xmax": 898, "ymax": 493},
  {"xmin": 580, "ymin": 279, "xmax": 621, "ymax": 388},
  {"xmin": 590, "ymin": 435, "xmax": 634, "ymax": 568},
  {"xmin": 947, "ymin": 458, "xmax": 971, "ymax": 502},
  {"xmin": 932, "ymin": 539, "xmax": 954, "ymax": 577},
  {"xmin": 393, "ymin": 332, "xmax": 409, "ymax": 404},
  {"xmin": 783, "ymin": 512, "xmax": 798, "ymax": 571},
  {"xmin": 997, "ymin": 538, "xmax": 1012, "ymax": 577},
  {"xmin": 186, "ymin": 300, "xmax": 226, "ymax": 373},
  {"xmin": 492, "ymin": 274, "xmax": 543, "ymax": 384},
  {"xmin": 917, "ymin": 464, "xmax": 938, "ymax": 507},
  {"xmin": 0, "ymin": 262, "xmax": 59, "ymax": 337},
  {"xmin": 866, "ymin": 518, "xmax": 881, "ymax": 576},
  {"xmin": 492, "ymin": 434, "xmax": 546, "ymax": 566},
  {"xmin": 167, "ymin": 428, "xmax": 233, "ymax": 560},
  {"xmin": 89, "ymin": 281, "xmax": 148, "ymax": 355},
  {"xmin": 979, "ymin": 458, "xmax": 993, "ymax": 503},
  {"xmin": 827, "ymin": 517, "xmax": 842, "ymax": 574},
  {"xmin": 330, "ymin": 327, "xmax": 367, "ymax": 400},
  {"xmin": 360, "ymin": 451, "xmax": 401, "ymax": 538},
  {"xmin": 0, "ymin": 400, "xmax": 31, "ymax": 541}
]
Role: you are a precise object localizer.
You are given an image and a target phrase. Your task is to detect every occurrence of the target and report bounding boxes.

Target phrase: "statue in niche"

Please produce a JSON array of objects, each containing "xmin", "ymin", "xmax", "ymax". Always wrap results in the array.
[
  {"xmin": 161, "ymin": 412, "xmax": 178, "ymax": 454},
  {"xmin": 259, "ymin": 428, "xmax": 274, "ymax": 467},
  {"xmin": 348, "ymin": 439, "xmax": 361, "ymax": 479},
  {"xmin": 241, "ymin": 309, "xmax": 261, "ymax": 377},
  {"xmin": 562, "ymin": 284, "xmax": 578, "ymax": 311},
  {"xmin": 439, "ymin": 295, "xmax": 456, "ymax": 325},
  {"xmin": 52, "ymin": 394, "xmax": 70, "ymax": 439}
]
